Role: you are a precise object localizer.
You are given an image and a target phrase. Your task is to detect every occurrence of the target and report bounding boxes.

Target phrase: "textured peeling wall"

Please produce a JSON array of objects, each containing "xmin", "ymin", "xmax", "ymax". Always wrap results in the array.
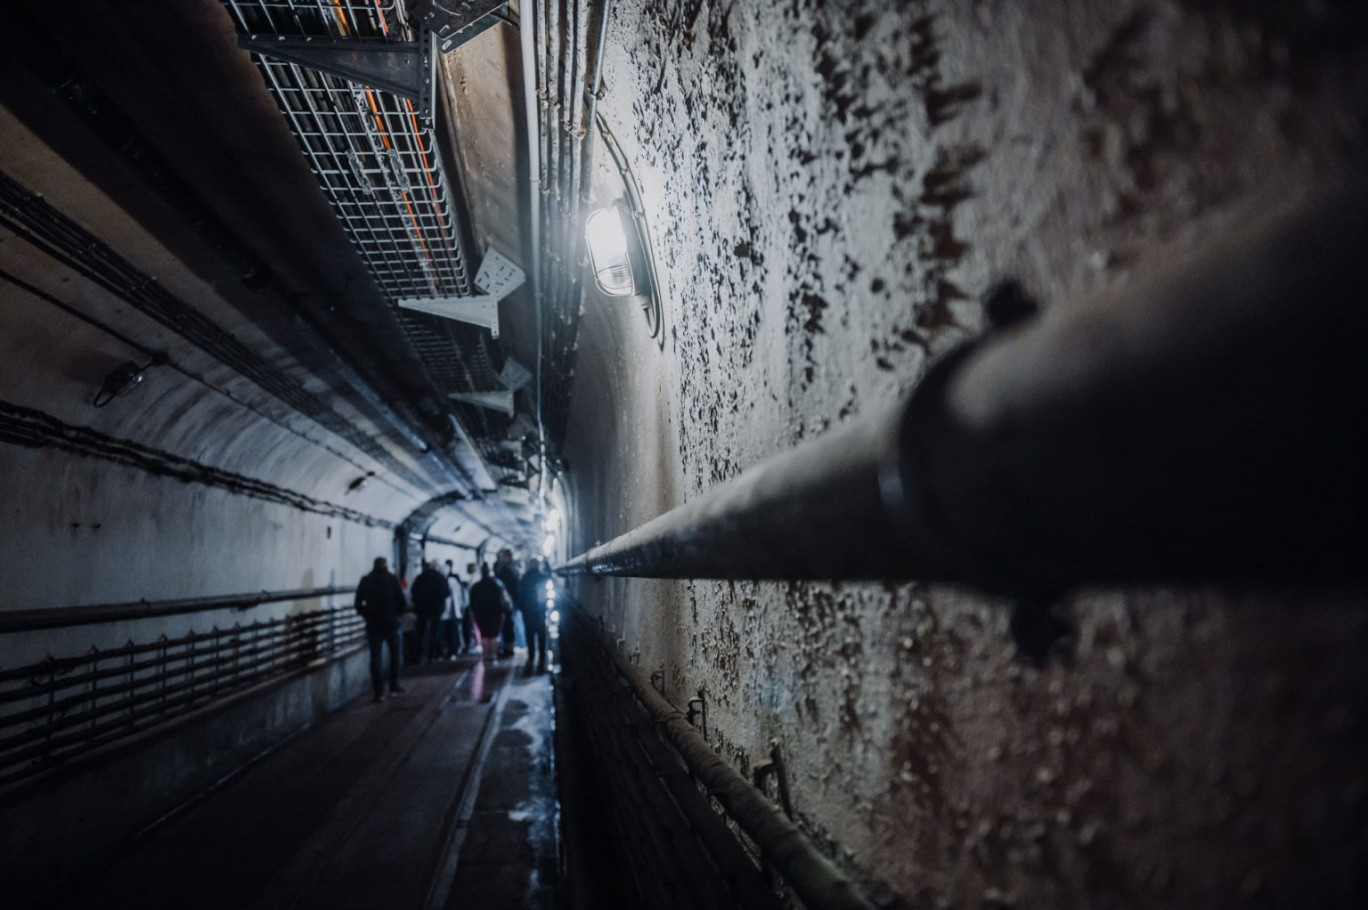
[{"xmin": 563, "ymin": 1, "xmax": 1368, "ymax": 905}]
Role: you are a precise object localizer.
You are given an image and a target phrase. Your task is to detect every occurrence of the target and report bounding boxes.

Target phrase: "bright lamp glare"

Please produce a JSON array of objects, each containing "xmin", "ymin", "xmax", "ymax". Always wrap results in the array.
[
  {"xmin": 586, "ymin": 207, "xmax": 636, "ymax": 297},
  {"xmin": 550, "ymin": 610, "xmax": 560, "ymax": 623},
  {"xmin": 542, "ymin": 535, "xmax": 556, "ymax": 557},
  {"xmin": 544, "ymin": 580, "xmax": 554, "ymax": 594}
]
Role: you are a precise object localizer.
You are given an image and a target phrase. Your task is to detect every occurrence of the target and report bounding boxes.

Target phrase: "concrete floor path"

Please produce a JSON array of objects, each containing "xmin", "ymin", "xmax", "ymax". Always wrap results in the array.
[{"xmin": 40, "ymin": 655, "xmax": 559, "ymax": 910}]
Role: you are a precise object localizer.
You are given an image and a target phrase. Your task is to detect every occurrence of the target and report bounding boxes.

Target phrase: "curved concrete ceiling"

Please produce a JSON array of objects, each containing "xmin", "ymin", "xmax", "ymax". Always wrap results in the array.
[{"xmin": 0, "ymin": 0, "xmax": 548, "ymax": 572}]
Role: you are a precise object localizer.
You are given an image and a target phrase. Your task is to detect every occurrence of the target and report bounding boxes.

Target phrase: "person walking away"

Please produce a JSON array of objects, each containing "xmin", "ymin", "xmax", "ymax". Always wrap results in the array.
[
  {"xmin": 494, "ymin": 548, "xmax": 521, "ymax": 658},
  {"xmin": 469, "ymin": 563, "xmax": 513, "ymax": 661},
  {"xmin": 441, "ymin": 559, "xmax": 464, "ymax": 658},
  {"xmin": 461, "ymin": 562, "xmax": 478, "ymax": 653},
  {"xmin": 355, "ymin": 557, "xmax": 407, "ymax": 701},
  {"xmin": 410, "ymin": 560, "xmax": 449, "ymax": 664},
  {"xmin": 516, "ymin": 557, "xmax": 551, "ymax": 674}
]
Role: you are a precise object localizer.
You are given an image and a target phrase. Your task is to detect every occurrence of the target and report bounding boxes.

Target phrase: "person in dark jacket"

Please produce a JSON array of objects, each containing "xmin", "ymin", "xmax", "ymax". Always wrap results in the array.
[
  {"xmin": 516, "ymin": 558, "xmax": 551, "ymax": 674},
  {"xmin": 441, "ymin": 559, "xmax": 464, "ymax": 658},
  {"xmin": 494, "ymin": 548, "xmax": 521, "ymax": 658},
  {"xmin": 410, "ymin": 560, "xmax": 450, "ymax": 664},
  {"xmin": 469, "ymin": 563, "xmax": 512, "ymax": 661},
  {"xmin": 461, "ymin": 562, "xmax": 478, "ymax": 652},
  {"xmin": 355, "ymin": 556, "xmax": 408, "ymax": 701}
]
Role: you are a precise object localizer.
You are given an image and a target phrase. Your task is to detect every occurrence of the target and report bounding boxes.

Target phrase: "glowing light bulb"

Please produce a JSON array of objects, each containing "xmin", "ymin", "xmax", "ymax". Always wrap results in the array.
[{"xmin": 586, "ymin": 207, "xmax": 637, "ymax": 297}]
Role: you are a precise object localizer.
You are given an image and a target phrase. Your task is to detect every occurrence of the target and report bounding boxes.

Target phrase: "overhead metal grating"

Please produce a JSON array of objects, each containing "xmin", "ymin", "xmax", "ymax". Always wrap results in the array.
[
  {"xmin": 223, "ymin": 0, "xmax": 532, "ymax": 501},
  {"xmin": 224, "ymin": 0, "xmax": 471, "ymax": 301}
]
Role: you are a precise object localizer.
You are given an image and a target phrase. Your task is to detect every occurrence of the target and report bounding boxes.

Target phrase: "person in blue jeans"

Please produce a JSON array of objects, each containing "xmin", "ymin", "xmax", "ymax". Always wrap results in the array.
[{"xmin": 354, "ymin": 557, "xmax": 408, "ymax": 701}]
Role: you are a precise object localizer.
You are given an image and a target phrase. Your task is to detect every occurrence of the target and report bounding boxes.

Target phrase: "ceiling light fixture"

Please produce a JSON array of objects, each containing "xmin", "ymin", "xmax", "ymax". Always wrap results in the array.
[
  {"xmin": 590, "ymin": 117, "xmax": 665, "ymax": 343},
  {"xmin": 92, "ymin": 353, "xmax": 167, "ymax": 408},
  {"xmin": 585, "ymin": 200, "xmax": 649, "ymax": 298}
]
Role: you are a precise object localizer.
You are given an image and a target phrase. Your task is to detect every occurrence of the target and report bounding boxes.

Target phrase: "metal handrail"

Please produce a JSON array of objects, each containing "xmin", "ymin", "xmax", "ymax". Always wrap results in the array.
[
  {"xmin": 0, "ymin": 616, "xmax": 339, "ymax": 730},
  {"xmin": 0, "ymin": 585, "xmax": 355, "ymax": 634},
  {"xmin": 0, "ymin": 606, "xmax": 365, "ymax": 790}
]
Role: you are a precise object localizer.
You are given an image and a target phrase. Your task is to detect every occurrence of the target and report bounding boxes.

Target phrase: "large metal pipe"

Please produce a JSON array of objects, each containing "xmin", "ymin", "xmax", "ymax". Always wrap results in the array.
[{"xmin": 559, "ymin": 185, "xmax": 1368, "ymax": 593}]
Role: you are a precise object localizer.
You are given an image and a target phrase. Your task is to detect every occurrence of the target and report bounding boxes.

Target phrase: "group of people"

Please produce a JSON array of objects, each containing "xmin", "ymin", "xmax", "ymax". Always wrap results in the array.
[{"xmin": 353, "ymin": 549, "xmax": 555, "ymax": 702}]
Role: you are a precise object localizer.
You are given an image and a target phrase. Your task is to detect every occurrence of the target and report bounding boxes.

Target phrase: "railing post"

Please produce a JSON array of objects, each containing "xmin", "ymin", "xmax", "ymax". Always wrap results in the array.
[
  {"xmin": 186, "ymin": 630, "xmax": 197, "ymax": 704},
  {"xmin": 209, "ymin": 626, "xmax": 221, "ymax": 698},
  {"xmin": 87, "ymin": 646, "xmax": 100, "ymax": 734},
  {"xmin": 125, "ymin": 641, "xmax": 136, "ymax": 725},
  {"xmin": 231, "ymin": 622, "xmax": 242, "ymax": 687},
  {"xmin": 158, "ymin": 634, "xmax": 168, "ymax": 712},
  {"xmin": 44, "ymin": 655, "xmax": 57, "ymax": 764}
]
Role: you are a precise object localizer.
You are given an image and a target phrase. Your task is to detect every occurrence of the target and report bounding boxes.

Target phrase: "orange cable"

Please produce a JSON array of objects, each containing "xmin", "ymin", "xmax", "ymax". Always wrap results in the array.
[
  {"xmin": 330, "ymin": 0, "xmax": 352, "ymax": 36},
  {"xmin": 337, "ymin": 0, "xmax": 446, "ymax": 290}
]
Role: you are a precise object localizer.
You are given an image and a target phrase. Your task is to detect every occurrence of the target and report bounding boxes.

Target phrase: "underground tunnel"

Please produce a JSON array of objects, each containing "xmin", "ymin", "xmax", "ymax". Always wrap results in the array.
[{"xmin": 1, "ymin": 1, "xmax": 1367, "ymax": 907}]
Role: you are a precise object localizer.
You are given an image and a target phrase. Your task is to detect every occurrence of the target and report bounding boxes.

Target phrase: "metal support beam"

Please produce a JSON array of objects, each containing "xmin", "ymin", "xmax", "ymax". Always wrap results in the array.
[
  {"xmin": 410, "ymin": 0, "xmax": 510, "ymax": 53},
  {"xmin": 559, "ymin": 184, "xmax": 1368, "ymax": 593},
  {"xmin": 397, "ymin": 247, "xmax": 526, "ymax": 337},
  {"xmin": 400, "ymin": 293, "xmax": 502, "ymax": 334},
  {"xmin": 448, "ymin": 389, "xmax": 515, "ymax": 415},
  {"xmin": 238, "ymin": 32, "xmax": 437, "ymax": 122}
]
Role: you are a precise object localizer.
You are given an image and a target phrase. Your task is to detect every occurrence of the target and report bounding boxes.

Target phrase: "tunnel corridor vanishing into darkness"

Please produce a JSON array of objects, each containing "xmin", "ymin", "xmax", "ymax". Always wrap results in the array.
[{"xmin": 3, "ymin": 1, "xmax": 1368, "ymax": 907}]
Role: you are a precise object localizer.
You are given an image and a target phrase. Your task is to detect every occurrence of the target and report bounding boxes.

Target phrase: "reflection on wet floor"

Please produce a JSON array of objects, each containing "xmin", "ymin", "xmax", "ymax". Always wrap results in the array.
[{"xmin": 39, "ymin": 655, "xmax": 559, "ymax": 910}]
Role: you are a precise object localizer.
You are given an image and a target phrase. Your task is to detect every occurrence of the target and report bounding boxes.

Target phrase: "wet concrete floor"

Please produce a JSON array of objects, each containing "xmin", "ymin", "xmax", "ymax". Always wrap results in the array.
[{"xmin": 39, "ymin": 655, "xmax": 559, "ymax": 910}]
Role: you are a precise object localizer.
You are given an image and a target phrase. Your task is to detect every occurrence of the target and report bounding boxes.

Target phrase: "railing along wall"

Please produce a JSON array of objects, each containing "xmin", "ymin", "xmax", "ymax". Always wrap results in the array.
[
  {"xmin": 0, "ymin": 588, "xmax": 363, "ymax": 791},
  {"xmin": 563, "ymin": 611, "xmax": 872, "ymax": 910}
]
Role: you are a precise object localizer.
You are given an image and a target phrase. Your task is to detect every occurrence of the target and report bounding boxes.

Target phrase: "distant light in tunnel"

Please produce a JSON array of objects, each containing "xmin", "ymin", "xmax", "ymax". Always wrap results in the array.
[
  {"xmin": 585, "ymin": 206, "xmax": 638, "ymax": 297},
  {"xmin": 550, "ymin": 610, "xmax": 560, "ymax": 623},
  {"xmin": 545, "ymin": 507, "xmax": 561, "ymax": 530},
  {"xmin": 544, "ymin": 579, "xmax": 554, "ymax": 594},
  {"xmin": 542, "ymin": 534, "xmax": 556, "ymax": 557}
]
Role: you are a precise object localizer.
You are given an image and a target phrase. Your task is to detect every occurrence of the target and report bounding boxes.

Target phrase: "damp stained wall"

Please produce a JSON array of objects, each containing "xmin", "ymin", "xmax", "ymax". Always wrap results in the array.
[{"xmin": 562, "ymin": 1, "xmax": 1368, "ymax": 905}]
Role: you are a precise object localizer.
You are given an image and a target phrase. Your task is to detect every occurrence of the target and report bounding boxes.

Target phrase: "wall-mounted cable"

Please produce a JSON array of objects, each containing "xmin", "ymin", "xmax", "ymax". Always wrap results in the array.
[
  {"xmin": 0, "ymin": 266, "xmax": 415, "ymax": 498},
  {"xmin": 0, "ymin": 173, "xmax": 432, "ymax": 491}
]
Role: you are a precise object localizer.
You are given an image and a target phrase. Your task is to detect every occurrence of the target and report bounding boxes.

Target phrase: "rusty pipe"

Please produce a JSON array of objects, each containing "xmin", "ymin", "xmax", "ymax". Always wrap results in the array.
[{"xmin": 559, "ymin": 184, "xmax": 1368, "ymax": 593}]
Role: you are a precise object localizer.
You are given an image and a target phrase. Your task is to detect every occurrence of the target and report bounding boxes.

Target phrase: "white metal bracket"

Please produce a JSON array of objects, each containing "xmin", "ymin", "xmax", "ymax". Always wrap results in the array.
[
  {"xmin": 397, "ymin": 247, "xmax": 525, "ymax": 338},
  {"xmin": 448, "ymin": 389, "xmax": 515, "ymax": 416}
]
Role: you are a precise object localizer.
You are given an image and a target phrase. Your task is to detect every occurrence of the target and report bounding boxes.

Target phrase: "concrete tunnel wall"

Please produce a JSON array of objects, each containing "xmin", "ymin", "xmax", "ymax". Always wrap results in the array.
[
  {"xmin": 0, "ymin": 108, "xmax": 433, "ymax": 618},
  {"xmin": 0, "ymin": 95, "xmax": 454, "ymax": 892},
  {"xmin": 562, "ymin": 1, "xmax": 1368, "ymax": 905}
]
